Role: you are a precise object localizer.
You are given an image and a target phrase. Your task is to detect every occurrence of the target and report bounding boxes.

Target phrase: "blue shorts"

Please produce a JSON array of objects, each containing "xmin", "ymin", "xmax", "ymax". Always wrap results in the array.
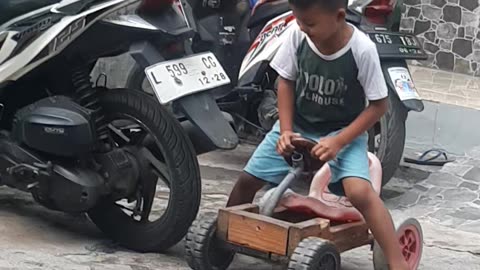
[{"xmin": 244, "ymin": 121, "xmax": 370, "ymax": 196}]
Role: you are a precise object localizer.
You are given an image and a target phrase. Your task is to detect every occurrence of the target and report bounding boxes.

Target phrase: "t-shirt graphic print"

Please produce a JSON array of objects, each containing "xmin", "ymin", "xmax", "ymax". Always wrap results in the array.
[{"xmin": 270, "ymin": 23, "xmax": 388, "ymax": 133}]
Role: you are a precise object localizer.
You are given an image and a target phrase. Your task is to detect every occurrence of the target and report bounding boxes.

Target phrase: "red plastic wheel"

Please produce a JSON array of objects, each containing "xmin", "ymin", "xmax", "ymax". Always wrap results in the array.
[
  {"xmin": 373, "ymin": 218, "xmax": 424, "ymax": 270},
  {"xmin": 397, "ymin": 219, "xmax": 423, "ymax": 269}
]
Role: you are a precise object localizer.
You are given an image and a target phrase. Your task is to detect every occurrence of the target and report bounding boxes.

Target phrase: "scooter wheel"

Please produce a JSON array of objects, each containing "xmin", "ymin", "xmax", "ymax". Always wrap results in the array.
[
  {"xmin": 185, "ymin": 215, "xmax": 235, "ymax": 270},
  {"xmin": 288, "ymin": 237, "xmax": 341, "ymax": 270},
  {"xmin": 373, "ymin": 218, "xmax": 423, "ymax": 270}
]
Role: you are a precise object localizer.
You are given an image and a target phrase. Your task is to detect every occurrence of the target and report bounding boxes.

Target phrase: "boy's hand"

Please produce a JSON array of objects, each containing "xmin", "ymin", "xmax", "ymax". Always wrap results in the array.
[
  {"xmin": 311, "ymin": 136, "xmax": 345, "ymax": 161},
  {"xmin": 276, "ymin": 131, "xmax": 301, "ymax": 156}
]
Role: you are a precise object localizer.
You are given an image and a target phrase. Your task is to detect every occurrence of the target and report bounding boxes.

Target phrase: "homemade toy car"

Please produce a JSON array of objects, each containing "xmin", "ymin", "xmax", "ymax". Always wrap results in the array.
[{"xmin": 185, "ymin": 138, "xmax": 423, "ymax": 270}]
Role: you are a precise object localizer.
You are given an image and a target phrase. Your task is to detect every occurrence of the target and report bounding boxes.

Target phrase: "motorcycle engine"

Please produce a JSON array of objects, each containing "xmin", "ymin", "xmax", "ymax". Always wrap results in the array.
[{"xmin": 12, "ymin": 96, "xmax": 96, "ymax": 157}]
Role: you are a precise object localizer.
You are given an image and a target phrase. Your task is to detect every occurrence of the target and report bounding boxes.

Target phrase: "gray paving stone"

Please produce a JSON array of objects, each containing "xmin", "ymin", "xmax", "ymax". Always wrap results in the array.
[
  {"xmin": 464, "ymin": 167, "xmax": 480, "ymax": 182},
  {"xmin": 418, "ymin": 195, "xmax": 440, "ymax": 206},
  {"xmin": 426, "ymin": 186, "xmax": 444, "ymax": 197},
  {"xmin": 442, "ymin": 188, "xmax": 478, "ymax": 202},
  {"xmin": 440, "ymin": 163, "xmax": 474, "ymax": 177},
  {"xmin": 381, "ymin": 188, "xmax": 404, "ymax": 200},
  {"xmin": 397, "ymin": 191, "xmax": 421, "ymax": 207},
  {"xmin": 474, "ymin": 200, "xmax": 480, "ymax": 206},
  {"xmin": 429, "ymin": 208, "xmax": 456, "ymax": 220},
  {"xmin": 457, "ymin": 220, "xmax": 480, "ymax": 234},
  {"xmin": 438, "ymin": 217, "xmax": 469, "ymax": 228},
  {"xmin": 200, "ymin": 165, "xmax": 242, "ymax": 181},
  {"xmin": 438, "ymin": 200, "xmax": 469, "ymax": 209},
  {"xmin": 467, "ymin": 146, "xmax": 480, "ymax": 160},
  {"xmin": 394, "ymin": 165, "xmax": 432, "ymax": 183},
  {"xmin": 425, "ymin": 172, "xmax": 463, "ymax": 188},
  {"xmin": 465, "ymin": 158, "xmax": 480, "ymax": 168},
  {"xmin": 450, "ymin": 206, "xmax": 480, "ymax": 221},
  {"xmin": 413, "ymin": 184, "xmax": 430, "ymax": 192},
  {"xmin": 459, "ymin": 181, "xmax": 479, "ymax": 191}
]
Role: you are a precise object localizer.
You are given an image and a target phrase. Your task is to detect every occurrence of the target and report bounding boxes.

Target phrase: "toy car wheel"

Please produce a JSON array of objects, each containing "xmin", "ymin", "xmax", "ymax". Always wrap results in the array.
[
  {"xmin": 373, "ymin": 218, "xmax": 424, "ymax": 270},
  {"xmin": 288, "ymin": 237, "xmax": 341, "ymax": 270},
  {"xmin": 185, "ymin": 215, "xmax": 235, "ymax": 270}
]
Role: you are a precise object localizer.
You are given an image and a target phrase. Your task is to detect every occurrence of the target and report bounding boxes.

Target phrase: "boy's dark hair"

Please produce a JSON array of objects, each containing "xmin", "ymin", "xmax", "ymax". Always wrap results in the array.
[{"xmin": 288, "ymin": 0, "xmax": 347, "ymax": 12}]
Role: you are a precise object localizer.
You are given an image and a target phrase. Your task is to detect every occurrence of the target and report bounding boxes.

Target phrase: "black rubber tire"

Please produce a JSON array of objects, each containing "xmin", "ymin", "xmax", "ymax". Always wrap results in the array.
[
  {"xmin": 185, "ymin": 215, "xmax": 235, "ymax": 270},
  {"xmin": 374, "ymin": 91, "xmax": 408, "ymax": 186},
  {"xmin": 288, "ymin": 237, "xmax": 341, "ymax": 270},
  {"xmin": 87, "ymin": 89, "xmax": 201, "ymax": 252}
]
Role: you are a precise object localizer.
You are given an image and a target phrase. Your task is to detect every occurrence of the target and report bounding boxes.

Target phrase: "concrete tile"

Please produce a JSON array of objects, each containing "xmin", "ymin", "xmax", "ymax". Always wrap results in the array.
[
  {"xmin": 457, "ymin": 220, "xmax": 480, "ymax": 234},
  {"xmin": 464, "ymin": 167, "xmax": 480, "ymax": 182},
  {"xmin": 449, "ymin": 206, "xmax": 480, "ymax": 221},
  {"xmin": 413, "ymin": 184, "xmax": 430, "ymax": 192},
  {"xmin": 467, "ymin": 147, "xmax": 480, "ymax": 159},
  {"xmin": 442, "ymin": 188, "xmax": 478, "ymax": 202},
  {"xmin": 459, "ymin": 181, "xmax": 479, "ymax": 191},
  {"xmin": 424, "ymin": 172, "xmax": 463, "ymax": 188},
  {"xmin": 440, "ymin": 163, "xmax": 474, "ymax": 176}
]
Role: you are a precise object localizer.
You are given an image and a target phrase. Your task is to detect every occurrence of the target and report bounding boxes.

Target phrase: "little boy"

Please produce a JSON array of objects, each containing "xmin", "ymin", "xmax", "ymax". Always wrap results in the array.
[{"xmin": 226, "ymin": 0, "xmax": 408, "ymax": 269}]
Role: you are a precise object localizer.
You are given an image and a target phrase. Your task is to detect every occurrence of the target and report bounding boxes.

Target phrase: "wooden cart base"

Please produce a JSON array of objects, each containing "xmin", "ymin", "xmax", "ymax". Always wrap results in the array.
[{"xmin": 217, "ymin": 204, "xmax": 374, "ymax": 260}]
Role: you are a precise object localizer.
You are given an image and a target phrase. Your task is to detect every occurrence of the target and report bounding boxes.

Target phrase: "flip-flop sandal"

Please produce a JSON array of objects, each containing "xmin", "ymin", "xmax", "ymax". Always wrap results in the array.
[{"xmin": 404, "ymin": 148, "xmax": 455, "ymax": 166}]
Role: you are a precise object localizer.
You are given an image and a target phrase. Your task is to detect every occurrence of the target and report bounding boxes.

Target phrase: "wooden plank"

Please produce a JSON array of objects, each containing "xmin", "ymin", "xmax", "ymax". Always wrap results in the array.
[
  {"xmin": 223, "ymin": 204, "xmax": 259, "ymax": 213},
  {"xmin": 217, "ymin": 204, "xmax": 260, "ymax": 241},
  {"xmin": 227, "ymin": 210, "xmax": 292, "ymax": 255},
  {"xmin": 217, "ymin": 209, "xmax": 230, "ymax": 241},
  {"xmin": 330, "ymin": 221, "xmax": 371, "ymax": 252},
  {"xmin": 287, "ymin": 218, "xmax": 330, "ymax": 256}
]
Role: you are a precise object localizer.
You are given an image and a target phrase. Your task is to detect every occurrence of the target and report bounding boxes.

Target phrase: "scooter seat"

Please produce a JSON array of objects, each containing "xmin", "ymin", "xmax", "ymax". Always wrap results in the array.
[{"xmin": 265, "ymin": 152, "xmax": 383, "ymax": 222}]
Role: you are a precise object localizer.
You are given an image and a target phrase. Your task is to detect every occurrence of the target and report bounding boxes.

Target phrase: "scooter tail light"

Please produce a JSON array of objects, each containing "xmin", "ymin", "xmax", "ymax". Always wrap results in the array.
[
  {"xmin": 364, "ymin": 0, "xmax": 394, "ymax": 24},
  {"xmin": 138, "ymin": 0, "xmax": 175, "ymax": 13}
]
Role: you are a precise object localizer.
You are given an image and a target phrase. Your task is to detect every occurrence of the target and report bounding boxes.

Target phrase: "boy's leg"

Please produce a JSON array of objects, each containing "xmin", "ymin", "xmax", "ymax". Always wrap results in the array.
[
  {"xmin": 226, "ymin": 121, "xmax": 291, "ymax": 207},
  {"xmin": 326, "ymin": 132, "xmax": 407, "ymax": 269},
  {"xmin": 226, "ymin": 172, "xmax": 266, "ymax": 207},
  {"xmin": 343, "ymin": 178, "xmax": 408, "ymax": 270}
]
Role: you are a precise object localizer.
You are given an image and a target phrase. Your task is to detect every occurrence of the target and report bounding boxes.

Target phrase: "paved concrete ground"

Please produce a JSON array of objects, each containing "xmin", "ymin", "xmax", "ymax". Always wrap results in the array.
[
  {"xmin": 405, "ymin": 101, "xmax": 480, "ymax": 156},
  {"xmin": 0, "ymin": 143, "xmax": 479, "ymax": 269}
]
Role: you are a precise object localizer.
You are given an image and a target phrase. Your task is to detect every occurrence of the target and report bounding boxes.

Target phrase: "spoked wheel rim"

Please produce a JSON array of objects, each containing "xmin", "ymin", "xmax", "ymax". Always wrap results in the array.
[
  {"xmin": 107, "ymin": 115, "xmax": 172, "ymax": 224},
  {"xmin": 397, "ymin": 223, "xmax": 422, "ymax": 269},
  {"xmin": 373, "ymin": 219, "xmax": 423, "ymax": 270}
]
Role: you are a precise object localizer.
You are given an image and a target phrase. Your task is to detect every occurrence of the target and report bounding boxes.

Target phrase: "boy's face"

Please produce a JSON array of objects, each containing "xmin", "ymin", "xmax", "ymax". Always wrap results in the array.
[{"xmin": 292, "ymin": 5, "xmax": 345, "ymax": 44}]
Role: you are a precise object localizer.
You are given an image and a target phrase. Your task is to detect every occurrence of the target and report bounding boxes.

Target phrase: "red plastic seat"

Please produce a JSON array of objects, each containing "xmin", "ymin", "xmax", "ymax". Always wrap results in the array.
[{"xmin": 275, "ymin": 152, "xmax": 383, "ymax": 222}]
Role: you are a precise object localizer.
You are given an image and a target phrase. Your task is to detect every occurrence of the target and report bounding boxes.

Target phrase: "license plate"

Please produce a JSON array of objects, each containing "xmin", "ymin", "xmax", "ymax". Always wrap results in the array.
[
  {"xmin": 388, "ymin": 67, "xmax": 421, "ymax": 101},
  {"xmin": 145, "ymin": 52, "xmax": 231, "ymax": 104},
  {"xmin": 368, "ymin": 32, "xmax": 427, "ymax": 60}
]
